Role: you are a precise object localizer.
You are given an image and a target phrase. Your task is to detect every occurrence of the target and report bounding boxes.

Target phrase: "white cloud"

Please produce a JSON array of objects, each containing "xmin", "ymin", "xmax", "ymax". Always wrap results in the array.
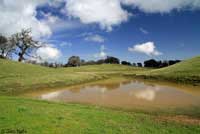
[
  {"xmin": 36, "ymin": 45, "xmax": 61, "ymax": 61},
  {"xmin": 0, "ymin": 0, "xmax": 83, "ymax": 39},
  {"xmin": 96, "ymin": 51, "xmax": 107, "ymax": 59},
  {"xmin": 94, "ymin": 45, "xmax": 107, "ymax": 59},
  {"xmin": 0, "ymin": 0, "xmax": 52, "ymax": 38},
  {"xmin": 139, "ymin": 27, "xmax": 149, "ymax": 34},
  {"xmin": 63, "ymin": 0, "xmax": 200, "ymax": 31},
  {"xmin": 40, "ymin": 11, "xmax": 83, "ymax": 33},
  {"xmin": 121, "ymin": 0, "xmax": 200, "ymax": 13},
  {"xmin": 1, "ymin": 0, "xmax": 200, "ymax": 39},
  {"xmin": 128, "ymin": 42, "xmax": 162, "ymax": 56},
  {"xmin": 42, "ymin": 13, "xmax": 60, "ymax": 24},
  {"xmin": 84, "ymin": 34, "xmax": 105, "ymax": 43},
  {"xmin": 47, "ymin": 0, "xmax": 64, "ymax": 8},
  {"xmin": 65, "ymin": 0, "xmax": 131, "ymax": 31}
]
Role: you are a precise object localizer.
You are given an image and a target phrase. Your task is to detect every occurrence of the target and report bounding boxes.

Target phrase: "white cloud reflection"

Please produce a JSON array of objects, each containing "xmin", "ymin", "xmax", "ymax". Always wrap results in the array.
[{"xmin": 130, "ymin": 86, "xmax": 161, "ymax": 101}]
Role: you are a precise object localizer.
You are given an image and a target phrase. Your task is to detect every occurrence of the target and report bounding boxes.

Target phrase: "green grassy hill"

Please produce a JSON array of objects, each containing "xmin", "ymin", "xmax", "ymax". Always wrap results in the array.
[
  {"xmin": 138, "ymin": 56, "xmax": 200, "ymax": 85},
  {"xmin": 1, "ymin": 56, "xmax": 200, "ymax": 95},
  {"xmin": 152, "ymin": 56, "xmax": 200, "ymax": 75},
  {"xmin": 0, "ymin": 59, "xmax": 146, "ymax": 95},
  {"xmin": 0, "ymin": 58, "xmax": 200, "ymax": 134}
]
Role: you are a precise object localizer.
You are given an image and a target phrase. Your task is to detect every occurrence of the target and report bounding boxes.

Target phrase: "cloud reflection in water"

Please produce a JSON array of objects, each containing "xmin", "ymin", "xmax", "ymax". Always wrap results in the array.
[{"xmin": 131, "ymin": 86, "xmax": 161, "ymax": 101}]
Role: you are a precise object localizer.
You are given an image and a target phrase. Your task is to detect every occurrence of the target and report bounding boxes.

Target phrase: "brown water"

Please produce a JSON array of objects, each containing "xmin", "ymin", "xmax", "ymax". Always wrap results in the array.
[{"xmin": 28, "ymin": 78, "xmax": 200, "ymax": 109}]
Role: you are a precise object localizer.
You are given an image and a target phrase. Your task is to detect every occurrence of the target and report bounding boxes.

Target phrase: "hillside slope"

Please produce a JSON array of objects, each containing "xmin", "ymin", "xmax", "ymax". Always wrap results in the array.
[
  {"xmin": 144, "ymin": 56, "xmax": 200, "ymax": 84},
  {"xmin": 1, "ymin": 56, "xmax": 199, "ymax": 95},
  {"xmin": 0, "ymin": 59, "xmax": 146, "ymax": 95},
  {"xmin": 152, "ymin": 56, "xmax": 200, "ymax": 75}
]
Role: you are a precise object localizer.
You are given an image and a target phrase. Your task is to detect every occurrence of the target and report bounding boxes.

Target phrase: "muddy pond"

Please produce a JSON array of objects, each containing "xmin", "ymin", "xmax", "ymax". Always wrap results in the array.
[{"xmin": 25, "ymin": 78, "xmax": 200, "ymax": 110}]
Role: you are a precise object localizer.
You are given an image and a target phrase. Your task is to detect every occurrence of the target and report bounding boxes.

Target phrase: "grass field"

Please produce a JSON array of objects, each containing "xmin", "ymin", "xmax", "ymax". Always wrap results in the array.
[
  {"xmin": 0, "ymin": 57, "xmax": 200, "ymax": 134},
  {"xmin": 0, "ymin": 59, "xmax": 147, "ymax": 95},
  {"xmin": 1, "ymin": 56, "xmax": 200, "ymax": 95},
  {"xmin": 129, "ymin": 56, "xmax": 200, "ymax": 85},
  {"xmin": 0, "ymin": 97, "xmax": 199, "ymax": 134}
]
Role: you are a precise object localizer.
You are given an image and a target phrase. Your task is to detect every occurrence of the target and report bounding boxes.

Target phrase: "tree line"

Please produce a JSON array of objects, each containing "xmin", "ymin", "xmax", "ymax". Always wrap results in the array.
[
  {"xmin": 144, "ymin": 59, "xmax": 181, "ymax": 68},
  {"xmin": 62, "ymin": 56, "xmax": 181, "ymax": 68}
]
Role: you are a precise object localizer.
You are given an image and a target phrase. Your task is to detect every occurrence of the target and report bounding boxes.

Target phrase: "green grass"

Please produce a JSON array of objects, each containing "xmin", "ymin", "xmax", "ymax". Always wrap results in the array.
[
  {"xmin": 0, "ymin": 97, "xmax": 199, "ymax": 134},
  {"xmin": 130, "ymin": 56, "xmax": 200, "ymax": 85},
  {"xmin": 0, "ymin": 59, "xmax": 147, "ymax": 95},
  {"xmin": 151, "ymin": 56, "xmax": 200, "ymax": 76},
  {"xmin": 1, "ymin": 57, "xmax": 200, "ymax": 134},
  {"xmin": 1, "ymin": 56, "xmax": 200, "ymax": 95}
]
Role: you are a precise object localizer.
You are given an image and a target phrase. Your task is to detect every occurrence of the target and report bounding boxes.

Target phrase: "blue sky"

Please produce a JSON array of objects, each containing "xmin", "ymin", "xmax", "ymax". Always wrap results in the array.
[{"xmin": 1, "ymin": 0, "xmax": 200, "ymax": 63}]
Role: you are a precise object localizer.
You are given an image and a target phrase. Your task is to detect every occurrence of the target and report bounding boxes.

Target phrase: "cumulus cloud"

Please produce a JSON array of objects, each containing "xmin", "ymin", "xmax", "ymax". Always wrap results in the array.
[
  {"xmin": 1, "ymin": 0, "xmax": 200, "ymax": 39},
  {"xmin": 121, "ymin": 0, "xmax": 200, "ymax": 13},
  {"xmin": 84, "ymin": 34, "xmax": 105, "ymax": 43},
  {"xmin": 128, "ymin": 42, "xmax": 162, "ymax": 56},
  {"xmin": 38, "ymin": 10, "xmax": 84, "ymax": 35},
  {"xmin": 63, "ymin": 0, "xmax": 200, "ymax": 31},
  {"xmin": 41, "ymin": 12, "xmax": 60, "ymax": 24},
  {"xmin": 94, "ymin": 45, "xmax": 107, "ymax": 59},
  {"xmin": 0, "ymin": 0, "xmax": 52, "ymax": 38},
  {"xmin": 65, "ymin": 0, "xmax": 131, "ymax": 31},
  {"xmin": 47, "ymin": 0, "xmax": 65, "ymax": 8},
  {"xmin": 36, "ymin": 45, "xmax": 61, "ymax": 61}
]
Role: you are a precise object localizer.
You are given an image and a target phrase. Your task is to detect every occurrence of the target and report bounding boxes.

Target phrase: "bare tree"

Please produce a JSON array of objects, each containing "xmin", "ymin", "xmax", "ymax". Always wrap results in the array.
[
  {"xmin": 11, "ymin": 29, "xmax": 41, "ymax": 62},
  {"xmin": 0, "ymin": 35, "xmax": 15, "ymax": 59}
]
